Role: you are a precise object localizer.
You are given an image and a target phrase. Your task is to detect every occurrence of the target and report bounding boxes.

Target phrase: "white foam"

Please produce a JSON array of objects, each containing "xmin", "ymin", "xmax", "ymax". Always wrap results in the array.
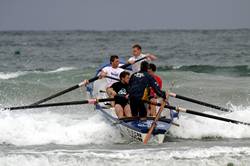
[
  {"xmin": 170, "ymin": 106, "xmax": 250, "ymax": 139},
  {"xmin": 172, "ymin": 65, "xmax": 183, "ymax": 69},
  {"xmin": 1, "ymin": 100, "xmax": 250, "ymax": 146},
  {"xmin": 0, "ymin": 71, "xmax": 28, "ymax": 79},
  {"xmin": 46, "ymin": 67, "xmax": 76, "ymax": 73},
  {"xmin": 0, "ymin": 146, "xmax": 249, "ymax": 166},
  {"xmin": 0, "ymin": 110, "xmax": 121, "ymax": 146},
  {"xmin": 0, "ymin": 67, "xmax": 76, "ymax": 80}
]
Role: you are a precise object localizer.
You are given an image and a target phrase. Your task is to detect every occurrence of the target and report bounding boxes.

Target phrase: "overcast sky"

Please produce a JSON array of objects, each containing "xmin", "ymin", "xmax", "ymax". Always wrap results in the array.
[{"xmin": 0, "ymin": 0, "xmax": 250, "ymax": 31}]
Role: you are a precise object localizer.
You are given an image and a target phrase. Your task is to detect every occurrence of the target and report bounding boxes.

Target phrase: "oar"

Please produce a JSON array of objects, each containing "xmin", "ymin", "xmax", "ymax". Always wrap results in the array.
[
  {"xmin": 105, "ymin": 76, "xmax": 120, "ymax": 81},
  {"xmin": 145, "ymin": 101, "xmax": 250, "ymax": 126},
  {"xmin": 4, "ymin": 98, "xmax": 115, "ymax": 111},
  {"xmin": 169, "ymin": 92, "xmax": 233, "ymax": 112},
  {"xmin": 143, "ymin": 100, "xmax": 166, "ymax": 144},
  {"xmin": 29, "ymin": 57, "xmax": 146, "ymax": 106}
]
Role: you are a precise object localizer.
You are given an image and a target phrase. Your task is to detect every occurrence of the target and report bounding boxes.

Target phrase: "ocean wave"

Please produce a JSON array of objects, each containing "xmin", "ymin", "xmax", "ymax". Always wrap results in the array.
[
  {"xmin": 0, "ymin": 71, "xmax": 28, "ymax": 80},
  {"xmin": 0, "ymin": 146, "xmax": 249, "ymax": 166},
  {"xmin": 0, "ymin": 105, "xmax": 249, "ymax": 146},
  {"xmin": 0, "ymin": 110, "xmax": 121, "ymax": 146},
  {"xmin": 158, "ymin": 65, "xmax": 250, "ymax": 76},
  {"xmin": 0, "ymin": 67, "xmax": 77, "ymax": 80},
  {"xmin": 46, "ymin": 67, "xmax": 76, "ymax": 73},
  {"xmin": 169, "ymin": 105, "xmax": 250, "ymax": 139}
]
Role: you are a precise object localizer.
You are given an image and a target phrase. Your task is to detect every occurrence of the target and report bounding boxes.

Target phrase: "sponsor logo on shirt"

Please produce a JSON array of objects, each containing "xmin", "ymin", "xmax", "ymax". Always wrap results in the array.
[
  {"xmin": 111, "ymin": 72, "xmax": 119, "ymax": 77},
  {"xmin": 118, "ymin": 88, "xmax": 127, "ymax": 95},
  {"xmin": 134, "ymin": 73, "xmax": 144, "ymax": 78}
]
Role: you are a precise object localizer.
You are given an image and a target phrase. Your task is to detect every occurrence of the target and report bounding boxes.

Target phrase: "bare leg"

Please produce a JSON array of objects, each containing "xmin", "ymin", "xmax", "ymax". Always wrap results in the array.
[
  {"xmin": 115, "ymin": 104, "xmax": 124, "ymax": 119},
  {"xmin": 124, "ymin": 104, "xmax": 132, "ymax": 117}
]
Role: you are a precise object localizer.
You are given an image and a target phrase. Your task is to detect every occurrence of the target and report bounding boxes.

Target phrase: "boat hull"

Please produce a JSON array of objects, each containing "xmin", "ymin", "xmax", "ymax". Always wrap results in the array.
[{"xmin": 95, "ymin": 104, "xmax": 172, "ymax": 143}]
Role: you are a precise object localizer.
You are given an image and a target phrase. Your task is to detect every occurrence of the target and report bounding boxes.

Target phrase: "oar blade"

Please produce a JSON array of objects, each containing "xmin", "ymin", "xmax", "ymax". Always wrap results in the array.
[{"xmin": 143, "ymin": 100, "xmax": 166, "ymax": 144}]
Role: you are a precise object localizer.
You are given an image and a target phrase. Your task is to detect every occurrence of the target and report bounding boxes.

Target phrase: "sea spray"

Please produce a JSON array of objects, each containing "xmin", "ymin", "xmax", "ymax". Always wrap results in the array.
[
  {"xmin": 0, "ymin": 109, "xmax": 122, "ymax": 146},
  {"xmin": 169, "ymin": 105, "xmax": 250, "ymax": 139}
]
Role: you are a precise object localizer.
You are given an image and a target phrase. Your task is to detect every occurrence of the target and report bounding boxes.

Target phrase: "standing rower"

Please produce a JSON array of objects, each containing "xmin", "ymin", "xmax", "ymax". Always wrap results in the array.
[
  {"xmin": 148, "ymin": 63, "xmax": 163, "ymax": 116},
  {"xmin": 129, "ymin": 61, "xmax": 167, "ymax": 118}
]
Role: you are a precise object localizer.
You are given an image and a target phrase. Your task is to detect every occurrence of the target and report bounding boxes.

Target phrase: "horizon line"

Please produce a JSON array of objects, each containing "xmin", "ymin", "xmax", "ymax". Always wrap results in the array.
[{"xmin": 1, "ymin": 28, "xmax": 250, "ymax": 33}]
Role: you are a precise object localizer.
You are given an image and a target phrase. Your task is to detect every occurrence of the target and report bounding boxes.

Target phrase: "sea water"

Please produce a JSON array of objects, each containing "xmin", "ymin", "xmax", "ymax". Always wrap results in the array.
[{"xmin": 0, "ymin": 30, "xmax": 250, "ymax": 166}]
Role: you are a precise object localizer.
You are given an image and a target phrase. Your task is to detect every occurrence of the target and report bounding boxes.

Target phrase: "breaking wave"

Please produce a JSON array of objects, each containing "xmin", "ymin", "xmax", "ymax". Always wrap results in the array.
[
  {"xmin": 170, "ymin": 105, "xmax": 250, "ymax": 139},
  {"xmin": 0, "ymin": 67, "xmax": 76, "ymax": 80},
  {"xmin": 158, "ymin": 65, "xmax": 250, "ymax": 77},
  {"xmin": 0, "ymin": 108, "xmax": 121, "ymax": 146},
  {"xmin": 0, "ymin": 104, "xmax": 249, "ymax": 146}
]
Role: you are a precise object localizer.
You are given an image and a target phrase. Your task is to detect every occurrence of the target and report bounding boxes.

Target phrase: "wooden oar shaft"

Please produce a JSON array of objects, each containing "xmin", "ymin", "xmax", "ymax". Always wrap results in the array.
[
  {"xmin": 147, "ymin": 101, "xmax": 250, "ymax": 126},
  {"xmin": 143, "ymin": 100, "xmax": 166, "ymax": 144},
  {"xmin": 170, "ymin": 93, "xmax": 233, "ymax": 112},
  {"xmin": 5, "ymin": 98, "xmax": 114, "ymax": 111}
]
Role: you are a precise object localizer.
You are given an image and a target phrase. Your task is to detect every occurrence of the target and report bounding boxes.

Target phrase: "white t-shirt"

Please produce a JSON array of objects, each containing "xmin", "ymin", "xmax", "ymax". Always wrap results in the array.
[
  {"xmin": 102, "ymin": 66, "xmax": 124, "ymax": 87},
  {"xmin": 128, "ymin": 53, "xmax": 148, "ymax": 72}
]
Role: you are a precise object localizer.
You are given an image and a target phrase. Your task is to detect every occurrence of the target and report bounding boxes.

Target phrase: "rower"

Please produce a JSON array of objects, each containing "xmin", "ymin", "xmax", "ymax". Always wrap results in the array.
[
  {"xmin": 81, "ymin": 55, "xmax": 124, "ymax": 87},
  {"xmin": 128, "ymin": 44, "xmax": 157, "ymax": 73},
  {"xmin": 147, "ymin": 63, "xmax": 163, "ymax": 116},
  {"xmin": 99, "ymin": 55, "xmax": 124, "ymax": 88},
  {"xmin": 107, "ymin": 71, "xmax": 132, "ymax": 119},
  {"xmin": 128, "ymin": 61, "xmax": 168, "ymax": 118}
]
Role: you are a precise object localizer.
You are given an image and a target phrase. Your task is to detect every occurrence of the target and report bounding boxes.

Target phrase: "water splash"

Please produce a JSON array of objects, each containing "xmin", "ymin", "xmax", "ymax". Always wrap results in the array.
[
  {"xmin": 170, "ymin": 105, "xmax": 250, "ymax": 139},
  {"xmin": 0, "ymin": 109, "xmax": 122, "ymax": 146}
]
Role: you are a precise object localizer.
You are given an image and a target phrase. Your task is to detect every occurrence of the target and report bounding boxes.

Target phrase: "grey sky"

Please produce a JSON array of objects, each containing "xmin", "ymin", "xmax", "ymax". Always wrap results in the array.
[{"xmin": 0, "ymin": 0, "xmax": 250, "ymax": 31}]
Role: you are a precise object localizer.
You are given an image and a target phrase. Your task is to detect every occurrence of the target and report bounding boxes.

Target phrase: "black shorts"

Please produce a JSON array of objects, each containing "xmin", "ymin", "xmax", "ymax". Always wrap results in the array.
[
  {"xmin": 129, "ymin": 96, "xmax": 147, "ymax": 117},
  {"xmin": 115, "ymin": 102, "xmax": 128, "ymax": 108},
  {"xmin": 114, "ymin": 95, "xmax": 128, "ymax": 108}
]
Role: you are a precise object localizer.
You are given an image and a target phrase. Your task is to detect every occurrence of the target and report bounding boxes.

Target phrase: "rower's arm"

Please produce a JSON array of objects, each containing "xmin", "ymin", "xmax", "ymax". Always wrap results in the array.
[
  {"xmin": 146, "ymin": 54, "xmax": 157, "ymax": 61},
  {"xmin": 147, "ymin": 74, "xmax": 166, "ymax": 99},
  {"xmin": 99, "ymin": 69, "xmax": 107, "ymax": 79},
  {"xmin": 106, "ymin": 87, "xmax": 117, "ymax": 97}
]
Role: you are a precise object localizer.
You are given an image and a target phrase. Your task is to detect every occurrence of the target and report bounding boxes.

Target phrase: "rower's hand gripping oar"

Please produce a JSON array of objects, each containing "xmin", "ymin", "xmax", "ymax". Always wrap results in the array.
[
  {"xmin": 143, "ymin": 100, "xmax": 166, "ymax": 144},
  {"xmin": 169, "ymin": 92, "xmax": 234, "ymax": 112},
  {"xmin": 145, "ymin": 101, "xmax": 250, "ymax": 126},
  {"xmin": 29, "ymin": 56, "xmax": 147, "ymax": 106},
  {"xmin": 4, "ymin": 98, "xmax": 115, "ymax": 111}
]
